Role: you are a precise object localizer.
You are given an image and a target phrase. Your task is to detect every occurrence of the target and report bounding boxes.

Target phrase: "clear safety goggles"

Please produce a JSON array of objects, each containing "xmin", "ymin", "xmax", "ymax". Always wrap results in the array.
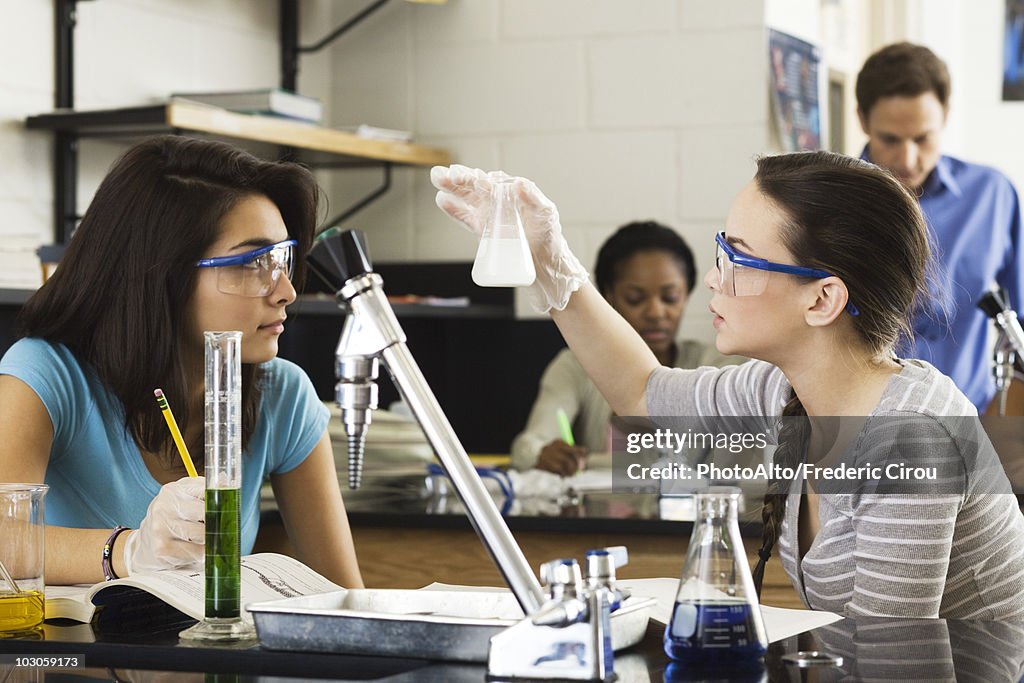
[
  {"xmin": 196, "ymin": 239, "xmax": 297, "ymax": 297},
  {"xmin": 715, "ymin": 232, "xmax": 859, "ymax": 315}
]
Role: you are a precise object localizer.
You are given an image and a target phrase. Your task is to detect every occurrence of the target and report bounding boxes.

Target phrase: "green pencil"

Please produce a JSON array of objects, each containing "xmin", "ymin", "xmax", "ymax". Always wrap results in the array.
[{"xmin": 556, "ymin": 408, "xmax": 575, "ymax": 446}]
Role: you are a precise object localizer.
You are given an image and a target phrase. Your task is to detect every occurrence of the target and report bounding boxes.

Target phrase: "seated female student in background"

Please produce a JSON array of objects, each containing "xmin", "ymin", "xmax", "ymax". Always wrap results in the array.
[
  {"xmin": 432, "ymin": 152, "xmax": 1024, "ymax": 619},
  {"xmin": 510, "ymin": 221, "xmax": 739, "ymax": 475},
  {"xmin": 0, "ymin": 136, "xmax": 363, "ymax": 588}
]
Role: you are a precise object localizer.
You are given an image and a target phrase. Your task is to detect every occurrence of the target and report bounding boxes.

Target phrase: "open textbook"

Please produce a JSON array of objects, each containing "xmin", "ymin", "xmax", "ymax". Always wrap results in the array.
[{"xmin": 45, "ymin": 553, "xmax": 342, "ymax": 625}]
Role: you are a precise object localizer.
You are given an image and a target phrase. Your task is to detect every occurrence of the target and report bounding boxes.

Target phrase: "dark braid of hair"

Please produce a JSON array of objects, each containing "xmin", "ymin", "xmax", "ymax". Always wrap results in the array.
[{"xmin": 751, "ymin": 391, "xmax": 809, "ymax": 597}]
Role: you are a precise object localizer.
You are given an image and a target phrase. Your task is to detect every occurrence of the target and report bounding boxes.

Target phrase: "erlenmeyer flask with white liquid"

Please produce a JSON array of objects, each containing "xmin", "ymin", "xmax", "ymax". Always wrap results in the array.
[{"xmin": 472, "ymin": 178, "xmax": 536, "ymax": 287}]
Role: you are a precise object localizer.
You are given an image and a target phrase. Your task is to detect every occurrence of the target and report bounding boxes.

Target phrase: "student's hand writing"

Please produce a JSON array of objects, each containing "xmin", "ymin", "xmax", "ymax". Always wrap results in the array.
[
  {"xmin": 123, "ymin": 476, "xmax": 205, "ymax": 575},
  {"xmin": 536, "ymin": 439, "xmax": 588, "ymax": 477},
  {"xmin": 430, "ymin": 164, "xmax": 589, "ymax": 312}
]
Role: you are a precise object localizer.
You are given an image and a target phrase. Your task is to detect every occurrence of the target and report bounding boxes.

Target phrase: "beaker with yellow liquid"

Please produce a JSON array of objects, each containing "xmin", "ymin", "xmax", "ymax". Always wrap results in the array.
[{"xmin": 0, "ymin": 483, "xmax": 48, "ymax": 636}]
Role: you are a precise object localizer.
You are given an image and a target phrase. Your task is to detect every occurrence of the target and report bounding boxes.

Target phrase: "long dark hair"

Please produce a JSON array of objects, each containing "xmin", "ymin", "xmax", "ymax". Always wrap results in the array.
[
  {"xmin": 18, "ymin": 136, "xmax": 321, "ymax": 464},
  {"xmin": 747, "ymin": 150, "xmax": 932, "ymax": 594}
]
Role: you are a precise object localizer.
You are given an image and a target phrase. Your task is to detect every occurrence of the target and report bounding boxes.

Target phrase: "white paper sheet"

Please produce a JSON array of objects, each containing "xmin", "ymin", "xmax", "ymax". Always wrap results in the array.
[
  {"xmin": 618, "ymin": 578, "xmax": 843, "ymax": 642},
  {"xmin": 425, "ymin": 578, "xmax": 843, "ymax": 643}
]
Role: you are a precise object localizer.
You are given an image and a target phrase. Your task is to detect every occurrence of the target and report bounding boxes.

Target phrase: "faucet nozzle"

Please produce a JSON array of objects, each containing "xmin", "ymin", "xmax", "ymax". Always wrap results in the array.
[{"xmin": 336, "ymin": 356, "xmax": 379, "ymax": 490}]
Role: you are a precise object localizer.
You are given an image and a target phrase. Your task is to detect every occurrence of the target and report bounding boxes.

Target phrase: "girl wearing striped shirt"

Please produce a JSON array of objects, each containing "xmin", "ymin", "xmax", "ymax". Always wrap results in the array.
[{"xmin": 432, "ymin": 152, "xmax": 1024, "ymax": 619}]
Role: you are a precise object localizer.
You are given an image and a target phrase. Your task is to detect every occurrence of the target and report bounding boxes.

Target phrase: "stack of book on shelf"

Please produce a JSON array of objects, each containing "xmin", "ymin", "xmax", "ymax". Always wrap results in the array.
[
  {"xmin": 170, "ymin": 88, "xmax": 323, "ymax": 123},
  {"xmin": 340, "ymin": 124, "xmax": 413, "ymax": 142}
]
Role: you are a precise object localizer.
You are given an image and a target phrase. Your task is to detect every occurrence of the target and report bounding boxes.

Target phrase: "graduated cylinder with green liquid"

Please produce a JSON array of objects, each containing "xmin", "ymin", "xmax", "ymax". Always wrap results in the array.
[
  {"xmin": 180, "ymin": 331, "xmax": 256, "ymax": 643},
  {"xmin": 205, "ymin": 486, "xmax": 241, "ymax": 618}
]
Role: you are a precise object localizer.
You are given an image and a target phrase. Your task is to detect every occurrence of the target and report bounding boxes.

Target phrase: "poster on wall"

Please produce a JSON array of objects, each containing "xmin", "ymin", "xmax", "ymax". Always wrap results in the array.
[
  {"xmin": 768, "ymin": 29, "xmax": 821, "ymax": 151},
  {"xmin": 1006, "ymin": 0, "xmax": 1024, "ymax": 100}
]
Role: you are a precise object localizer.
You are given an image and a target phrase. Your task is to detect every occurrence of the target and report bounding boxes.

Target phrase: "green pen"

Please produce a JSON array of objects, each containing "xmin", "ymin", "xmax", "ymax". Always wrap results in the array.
[{"xmin": 556, "ymin": 408, "xmax": 575, "ymax": 446}]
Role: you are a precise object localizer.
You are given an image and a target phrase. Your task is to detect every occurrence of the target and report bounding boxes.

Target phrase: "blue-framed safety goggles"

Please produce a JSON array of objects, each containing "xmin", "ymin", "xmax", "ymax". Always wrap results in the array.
[
  {"xmin": 196, "ymin": 239, "xmax": 297, "ymax": 297},
  {"xmin": 715, "ymin": 232, "xmax": 859, "ymax": 316}
]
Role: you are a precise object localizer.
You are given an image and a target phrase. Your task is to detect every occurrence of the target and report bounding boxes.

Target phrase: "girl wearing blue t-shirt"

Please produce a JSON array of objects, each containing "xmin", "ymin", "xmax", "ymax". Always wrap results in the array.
[{"xmin": 0, "ymin": 136, "xmax": 363, "ymax": 587}]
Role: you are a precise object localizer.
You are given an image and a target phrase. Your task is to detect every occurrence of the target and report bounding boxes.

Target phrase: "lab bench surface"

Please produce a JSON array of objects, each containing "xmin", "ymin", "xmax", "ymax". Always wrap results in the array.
[
  {"xmin": 347, "ymin": 525, "xmax": 804, "ymax": 612},
  {"xmin": 3, "ymin": 615, "xmax": 1020, "ymax": 681},
  {"xmin": 266, "ymin": 472, "xmax": 769, "ymax": 535},
  {"xmin": 256, "ymin": 478, "xmax": 805, "ymax": 610}
]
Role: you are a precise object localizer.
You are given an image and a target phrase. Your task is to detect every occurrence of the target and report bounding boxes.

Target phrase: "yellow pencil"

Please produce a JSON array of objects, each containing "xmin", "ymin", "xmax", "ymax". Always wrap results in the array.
[{"xmin": 153, "ymin": 388, "xmax": 199, "ymax": 478}]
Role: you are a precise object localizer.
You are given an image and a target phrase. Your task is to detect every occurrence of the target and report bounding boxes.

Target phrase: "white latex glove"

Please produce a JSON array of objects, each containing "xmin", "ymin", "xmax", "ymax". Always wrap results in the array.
[
  {"xmin": 430, "ymin": 164, "xmax": 589, "ymax": 313},
  {"xmin": 124, "ymin": 476, "xmax": 205, "ymax": 575}
]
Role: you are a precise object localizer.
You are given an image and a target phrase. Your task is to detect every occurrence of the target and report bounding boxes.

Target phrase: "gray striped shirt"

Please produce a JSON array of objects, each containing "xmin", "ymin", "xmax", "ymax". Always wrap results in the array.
[{"xmin": 648, "ymin": 359, "xmax": 1024, "ymax": 618}]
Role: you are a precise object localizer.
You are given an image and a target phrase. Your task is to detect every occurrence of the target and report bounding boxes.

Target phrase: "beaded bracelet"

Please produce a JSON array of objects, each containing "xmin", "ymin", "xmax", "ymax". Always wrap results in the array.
[{"xmin": 102, "ymin": 525, "xmax": 130, "ymax": 581}]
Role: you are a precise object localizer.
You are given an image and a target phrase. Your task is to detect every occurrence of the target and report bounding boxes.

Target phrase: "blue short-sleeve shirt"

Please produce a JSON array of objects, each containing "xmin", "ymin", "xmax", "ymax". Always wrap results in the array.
[{"xmin": 0, "ymin": 338, "xmax": 329, "ymax": 554}]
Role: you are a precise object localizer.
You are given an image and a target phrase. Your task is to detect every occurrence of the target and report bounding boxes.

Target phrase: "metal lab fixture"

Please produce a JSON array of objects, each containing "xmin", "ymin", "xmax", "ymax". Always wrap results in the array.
[
  {"xmin": 487, "ymin": 547, "xmax": 630, "ymax": 682},
  {"xmin": 307, "ymin": 229, "xmax": 544, "ymax": 615},
  {"xmin": 979, "ymin": 290, "xmax": 1024, "ymax": 415},
  {"xmin": 994, "ymin": 339, "xmax": 1017, "ymax": 416}
]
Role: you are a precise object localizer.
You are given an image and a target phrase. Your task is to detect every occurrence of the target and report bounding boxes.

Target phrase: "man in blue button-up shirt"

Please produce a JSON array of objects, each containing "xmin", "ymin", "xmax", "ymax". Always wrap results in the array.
[{"xmin": 856, "ymin": 42, "xmax": 1024, "ymax": 414}]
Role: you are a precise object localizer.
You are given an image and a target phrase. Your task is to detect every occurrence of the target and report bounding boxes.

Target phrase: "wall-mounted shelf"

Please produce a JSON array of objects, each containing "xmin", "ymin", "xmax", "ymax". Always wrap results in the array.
[
  {"xmin": 26, "ymin": 99, "xmax": 450, "ymax": 168},
  {"xmin": 0, "ymin": 289, "xmax": 508, "ymax": 320},
  {"xmin": 30, "ymin": 0, "xmax": 453, "ymax": 243},
  {"xmin": 292, "ymin": 295, "xmax": 511, "ymax": 320},
  {"xmin": 299, "ymin": 262, "xmax": 514, "ymax": 319}
]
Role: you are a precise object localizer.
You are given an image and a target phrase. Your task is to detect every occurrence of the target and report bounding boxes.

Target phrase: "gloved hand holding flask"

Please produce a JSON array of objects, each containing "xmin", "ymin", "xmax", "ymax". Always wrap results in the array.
[{"xmin": 431, "ymin": 165, "xmax": 589, "ymax": 312}]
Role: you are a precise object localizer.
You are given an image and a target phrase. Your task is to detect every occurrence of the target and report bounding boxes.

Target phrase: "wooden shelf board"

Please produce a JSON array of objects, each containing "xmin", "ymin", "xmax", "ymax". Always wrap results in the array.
[{"xmin": 26, "ymin": 100, "xmax": 450, "ymax": 168}]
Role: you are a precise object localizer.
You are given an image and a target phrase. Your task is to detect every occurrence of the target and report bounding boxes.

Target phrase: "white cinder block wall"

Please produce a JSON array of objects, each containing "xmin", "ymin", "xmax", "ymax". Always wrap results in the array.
[
  {"xmin": 3, "ymin": 1, "xmax": 1015, "ymax": 342},
  {"xmin": 0, "ymin": 0, "xmax": 820, "ymax": 341},
  {"xmin": 0, "ymin": 0, "xmax": 333, "ymax": 288},
  {"xmin": 0, "ymin": 1, "xmax": 58, "ymax": 288},
  {"xmin": 325, "ymin": 0, "xmax": 817, "ymax": 334}
]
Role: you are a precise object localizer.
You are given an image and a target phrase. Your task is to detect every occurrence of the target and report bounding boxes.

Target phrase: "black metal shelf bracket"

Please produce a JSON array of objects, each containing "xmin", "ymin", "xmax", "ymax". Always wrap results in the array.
[
  {"xmin": 280, "ymin": 0, "xmax": 391, "ymax": 92},
  {"xmin": 41, "ymin": 0, "xmax": 416, "ymax": 243},
  {"xmin": 324, "ymin": 163, "xmax": 392, "ymax": 229},
  {"xmin": 54, "ymin": 0, "xmax": 93, "ymax": 244}
]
